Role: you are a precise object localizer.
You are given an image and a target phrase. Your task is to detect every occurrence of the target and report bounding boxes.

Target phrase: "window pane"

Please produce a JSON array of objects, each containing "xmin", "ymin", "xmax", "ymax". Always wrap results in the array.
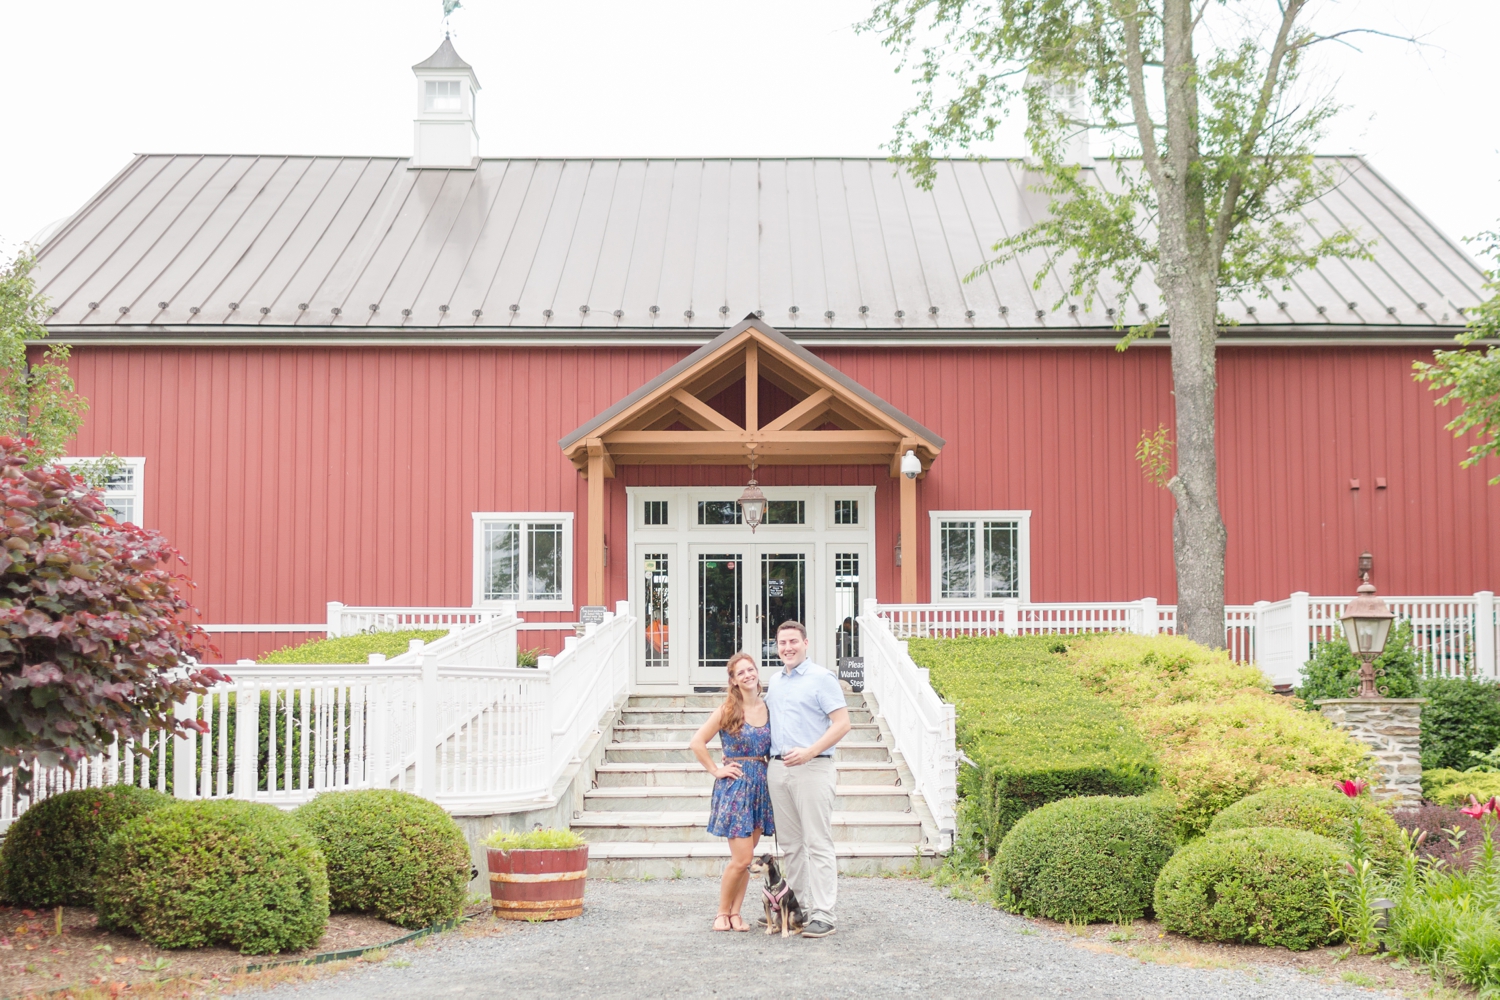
[
  {"xmin": 765, "ymin": 500, "xmax": 804, "ymax": 525},
  {"xmin": 697, "ymin": 500, "xmax": 741, "ymax": 525},
  {"xmin": 643, "ymin": 500, "xmax": 669, "ymax": 526},
  {"xmin": 527, "ymin": 522, "xmax": 564, "ymax": 600},
  {"xmin": 834, "ymin": 499, "xmax": 858, "ymax": 525},
  {"xmin": 833, "ymin": 552, "xmax": 860, "ymax": 660},
  {"xmin": 940, "ymin": 521, "xmax": 976, "ymax": 599},
  {"xmin": 484, "ymin": 523, "xmax": 520, "ymax": 600},
  {"xmin": 983, "ymin": 521, "xmax": 1019, "ymax": 598},
  {"xmin": 644, "ymin": 553, "xmax": 669, "ymax": 668},
  {"xmin": 105, "ymin": 497, "xmax": 136, "ymax": 524}
]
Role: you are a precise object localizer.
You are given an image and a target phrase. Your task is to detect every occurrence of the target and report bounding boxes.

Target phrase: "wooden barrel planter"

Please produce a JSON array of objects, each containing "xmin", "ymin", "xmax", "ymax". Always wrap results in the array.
[{"xmin": 487, "ymin": 845, "xmax": 589, "ymax": 921}]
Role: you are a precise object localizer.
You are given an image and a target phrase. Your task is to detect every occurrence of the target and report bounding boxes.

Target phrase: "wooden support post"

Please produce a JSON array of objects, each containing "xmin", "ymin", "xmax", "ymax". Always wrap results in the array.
[
  {"xmin": 744, "ymin": 343, "xmax": 759, "ymax": 432},
  {"xmin": 587, "ymin": 440, "xmax": 608, "ymax": 607},
  {"xmin": 900, "ymin": 470, "xmax": 918, "ymax": 603}
]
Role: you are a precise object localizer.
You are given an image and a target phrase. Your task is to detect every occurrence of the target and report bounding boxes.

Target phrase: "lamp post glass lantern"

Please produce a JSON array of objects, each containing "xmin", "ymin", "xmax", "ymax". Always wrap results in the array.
[
  {"xmin": 1341, "ymin": 577, "xmax": 1396, "ymax": 698},
  {"xmin": 737, "ymin": 478, "xmax": 767, "ymax": 533}
]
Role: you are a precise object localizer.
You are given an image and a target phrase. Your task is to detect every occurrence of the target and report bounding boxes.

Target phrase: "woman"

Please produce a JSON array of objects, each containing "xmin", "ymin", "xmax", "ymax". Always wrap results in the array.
[{"xmin": 689, "ymin": 651, "xmax": 774, "ymax": 932}]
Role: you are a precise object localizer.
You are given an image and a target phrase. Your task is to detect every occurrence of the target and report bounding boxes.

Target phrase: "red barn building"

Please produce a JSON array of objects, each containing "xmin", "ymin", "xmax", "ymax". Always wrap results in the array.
[{"xmin": 29, "ymin": 40, "xmax": 1494, "ymax": 684}]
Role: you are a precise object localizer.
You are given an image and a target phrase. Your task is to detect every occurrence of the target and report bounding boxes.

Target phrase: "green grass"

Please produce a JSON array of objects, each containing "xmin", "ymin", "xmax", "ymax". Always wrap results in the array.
[
  {"xmin": 258, "ymin": 630, "xmax": 451, "ymax": 664},
  {"xmin": 908, "ymin": 636, "xmax": 1158, "ymax": 855}
]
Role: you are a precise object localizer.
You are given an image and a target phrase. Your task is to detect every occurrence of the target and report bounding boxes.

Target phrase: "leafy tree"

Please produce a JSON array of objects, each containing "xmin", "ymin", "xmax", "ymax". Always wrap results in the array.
[
  {"xmin": 864, "ymin": 0, "xmax": 1370, "ymax": 646},
  {"xmin": 0, "ymin": 437, "xmax": 221, "ymax": 789},
  {"xmin": 1414, "ymin": 230, "xmax": 1500, "ymax": 483},
  {"xmin": 0, "ymin": 253, "xmax": 87, "ymax": 463}
]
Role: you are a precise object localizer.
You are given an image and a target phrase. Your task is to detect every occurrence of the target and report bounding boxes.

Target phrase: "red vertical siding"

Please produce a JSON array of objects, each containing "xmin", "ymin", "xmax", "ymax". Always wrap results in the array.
[{"xmin": 67, "ymin": 343, "xmax": 1498, "ymax": 660}]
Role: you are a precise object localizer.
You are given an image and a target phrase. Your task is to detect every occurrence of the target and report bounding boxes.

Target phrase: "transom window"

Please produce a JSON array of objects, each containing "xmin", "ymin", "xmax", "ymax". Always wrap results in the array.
[
  {"xmin": 930, "ymin": 511, "xmax": 1031, "ymax": 603},
  {"xmin": 424, "ymin": 79, "xmax": 462, "ymax": 112},
  {"xmin": 696, "ymin": 499, "xmax": 805, "ymax": 526},
  {"xmin": 643, "ymin": 500, "xmax": 669, "ymax": 526},
  {"xmin": 833, "ymin": 499, "xmax": 859, "ymax": 525},
  {"xmin": 472, "ymin": 513, "xmax": 574, "ymax": 610}
]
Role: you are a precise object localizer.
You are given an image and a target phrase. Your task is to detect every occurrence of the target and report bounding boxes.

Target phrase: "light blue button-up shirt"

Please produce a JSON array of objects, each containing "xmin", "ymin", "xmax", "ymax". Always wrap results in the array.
[{"xmin": 766, "ymin": 659, "xmax": 846, "ymax": 757}]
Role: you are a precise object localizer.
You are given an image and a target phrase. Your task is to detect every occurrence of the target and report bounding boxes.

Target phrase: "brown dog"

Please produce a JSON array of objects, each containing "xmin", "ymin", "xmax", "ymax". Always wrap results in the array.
[{"xmin": 759, "ymin": 853, "xmax": 805, "ymax": 938}]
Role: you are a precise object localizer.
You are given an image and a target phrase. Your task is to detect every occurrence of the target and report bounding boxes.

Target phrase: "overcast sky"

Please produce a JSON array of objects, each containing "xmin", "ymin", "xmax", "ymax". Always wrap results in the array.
[{"xmin": 2, "ymin": 1, "xmax": 1495, "ymax": 266}]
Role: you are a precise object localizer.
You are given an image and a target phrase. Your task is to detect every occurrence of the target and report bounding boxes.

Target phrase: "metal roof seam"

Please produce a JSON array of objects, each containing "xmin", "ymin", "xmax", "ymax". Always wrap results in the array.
[
  {"xmin": 291, "ymin": 158, "xmax": 403, "ymax": 326},
  {"xmin": 34, "ymin": 152, "xmax": 150, "ymax": 267},
  {"xmin": 1340, "ymin": 157, "xmax": 1485, "ymax": 300},
  {"xmin": 367, "ymin": 167, "xmax": 475, "ymax": 326},
  {"xmin": 114, "ymin": 155, "xmax": 238, "ymax": 319},
  {"xmin": 243, "ymin": 157, "xmax": 354, "ymax": 325}
]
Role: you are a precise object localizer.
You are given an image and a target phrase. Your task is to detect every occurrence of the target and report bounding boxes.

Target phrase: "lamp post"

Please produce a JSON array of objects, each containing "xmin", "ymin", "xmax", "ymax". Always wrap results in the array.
[
  {"xmin": 1340, "ymin": 572, "xmax": 1396, "ymax": 698},
  {"xmin": 737, "ymin": 453, "xmax": 767, "ymax": 533}
]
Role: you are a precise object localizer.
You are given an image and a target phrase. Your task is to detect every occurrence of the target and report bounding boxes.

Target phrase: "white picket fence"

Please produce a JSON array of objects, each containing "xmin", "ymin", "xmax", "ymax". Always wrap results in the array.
[
  {"xmin": 875, "ymin": 591, "xmax": 1499, "ymax": 687},
  {"xmin": 858, "ymin": 600, "xmax": 957, "ymax": 852},
  {"xmin": 0, "ymin": 602, "xmax": 634, "ymax": 829}
]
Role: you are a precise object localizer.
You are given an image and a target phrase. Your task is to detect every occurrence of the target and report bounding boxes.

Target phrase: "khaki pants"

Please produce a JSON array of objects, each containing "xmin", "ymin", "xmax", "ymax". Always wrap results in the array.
[{"xmin": 768, "ymin": 756, "xmax": 837, "ymax": 925}]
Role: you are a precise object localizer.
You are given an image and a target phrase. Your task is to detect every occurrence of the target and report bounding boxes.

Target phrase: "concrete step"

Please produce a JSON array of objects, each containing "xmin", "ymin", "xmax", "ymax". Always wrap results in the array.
[
  {"xmin": 627, "ymin": 692, "xmax": 866, "ymax": 710},
  {"xmin": 572, "ymin": 810, "xmax": 922, "ymax": 844},
  {"xmin": 593, "ymin": 761, "xmax": 901, "ymax": 788},
  {"xmin": 583, "ymin": 785, "xmax": 911, "ymax": 813},
  {"xmin": 612, "ymin": 722, "xmax": 883, "ymax": 744},
  {"xmin": 619, "ymin": 707, "xmax": 873, "ymax": 726},
  {"xmin": 585, "ymin": 841, "xmax": 935, "ymax": 878},
  {"xmin": 604, "ymin": 742, "xmax": 892, "ymax": 764}
]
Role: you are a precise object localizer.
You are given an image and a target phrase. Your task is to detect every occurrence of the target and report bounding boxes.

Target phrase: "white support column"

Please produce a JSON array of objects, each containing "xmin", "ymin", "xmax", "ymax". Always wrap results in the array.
[
  {"xmin": 1253, "ymin": 600, "xmax": 1270, "ymax": 667},
  {"xmin": 413, "ymin": 640, "xmax": 437, "ymax": 799},
  {"xmin": 326, "ymin": 601, "xmax": 344, "ymax": 638},
  {"xmin": 1291, "ymin": 591, "xmax": 1312, "ymax": 670},
  {"xmin": 173, "ymin": 696, "xmax": 197, "ymax": 799},
  {"xmin": 1478, "ymin": 591, "xmax": 1497, "ymax": 680},
  {"xmin": 233, "ymin": 663, "xmax": 257, "ymax": 799},
  {"xmin": 1002, "ymin": 598, "xmax": 1019, "ymax": 636},
  {"xmin": 1137, "ymin": 598, "xmax": 1158, "ymax": 636}
]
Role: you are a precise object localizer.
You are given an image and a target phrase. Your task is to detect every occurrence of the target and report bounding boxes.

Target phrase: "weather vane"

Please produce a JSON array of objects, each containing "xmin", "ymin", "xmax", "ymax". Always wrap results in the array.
[{"xmin": 442, "ymin": 0, "xmax": 462, "ymax": 32}]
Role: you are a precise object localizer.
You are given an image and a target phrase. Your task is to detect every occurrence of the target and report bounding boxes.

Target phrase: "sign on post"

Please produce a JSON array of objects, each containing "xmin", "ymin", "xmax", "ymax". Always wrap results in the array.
[
  {"xmin": 837, "ymin": 657, "xmax": 864, "ymax": 693},
  {"xmin": 579, "ymin": 606, "xmax": 608, "ymax": 627}
]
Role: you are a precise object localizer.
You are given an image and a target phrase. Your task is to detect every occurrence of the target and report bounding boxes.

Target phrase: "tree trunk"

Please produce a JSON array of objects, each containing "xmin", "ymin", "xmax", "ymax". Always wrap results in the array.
[{"xmin": 1157, "ymin": 0, "xmax": 1228, "ymax": 648}]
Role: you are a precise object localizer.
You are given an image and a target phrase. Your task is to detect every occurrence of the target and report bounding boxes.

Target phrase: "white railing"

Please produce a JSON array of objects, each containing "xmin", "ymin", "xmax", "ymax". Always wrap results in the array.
[
  {"xmin": 325, "ymin": 601, "xmax": 519, "ymax": 637},
  {"xmin": 875, "ymin": 591, "xmax": 1498, "ymax": 688},
  {"xmin": 0, "ymin": 602, "xmax": 635, "ymax": 828},
  {"xmin": 858, "ymin": 599, "xmax": 957, "ymax": 851}
]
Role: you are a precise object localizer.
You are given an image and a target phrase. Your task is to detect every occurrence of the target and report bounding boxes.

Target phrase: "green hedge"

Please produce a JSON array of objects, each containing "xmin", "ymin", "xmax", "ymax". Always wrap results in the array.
[
  {"xmin": 296, "ymin": 790, "xmax": 471, "ymax": 929},
  {"xmin": 992, "ymin": 794, "xmax": 1177, "ymax": 923},
  {"xmin": 258, "ymin": 630, "xmax": 450, "ymax": 664},
  {"xmin": 1208, "ymin": 786, "xmax": 1405, "ymax": 870},
  {"xmin": 1, "ymin": 786, "xmax": 171, "ymax": 906},
  {"xmin": 1420, "ymin": 677, "xmax": 1500, "ymax": 771},
  {"xmin": 96, "ymin": 800, "xmax": 329, "ymax": 954},
  {"xmin": 1153, "ymin": 827, "xmax": 1348, "ymax": 950},
  {"xmin": 909, "ymin": 636, "xmax": 1158, "ymax": 854}
]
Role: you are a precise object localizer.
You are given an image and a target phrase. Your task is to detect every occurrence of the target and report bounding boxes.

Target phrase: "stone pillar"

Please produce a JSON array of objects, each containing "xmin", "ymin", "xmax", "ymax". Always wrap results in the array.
[{"xmin": 1314, "ymin": 698, "xmax": 1426, "ymax": 807}]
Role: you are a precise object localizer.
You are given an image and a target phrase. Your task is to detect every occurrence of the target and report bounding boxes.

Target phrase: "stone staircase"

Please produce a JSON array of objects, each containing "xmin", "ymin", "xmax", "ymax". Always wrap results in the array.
[{"xmin": 577, "ymin": 690, "xmax": 941, "ymax": 877}]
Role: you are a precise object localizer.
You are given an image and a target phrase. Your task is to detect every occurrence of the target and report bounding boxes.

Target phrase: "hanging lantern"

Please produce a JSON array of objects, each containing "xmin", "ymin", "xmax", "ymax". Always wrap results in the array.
[{"xmin": 737, "ymin": 478, "xmax": 767, "ymax": 532}]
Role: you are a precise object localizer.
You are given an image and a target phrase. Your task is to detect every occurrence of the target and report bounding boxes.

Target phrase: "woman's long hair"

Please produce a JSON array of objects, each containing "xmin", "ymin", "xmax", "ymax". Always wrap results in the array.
[{"xmin": 719, "ymin": 652, "xmax": 759, "ymax": 735}]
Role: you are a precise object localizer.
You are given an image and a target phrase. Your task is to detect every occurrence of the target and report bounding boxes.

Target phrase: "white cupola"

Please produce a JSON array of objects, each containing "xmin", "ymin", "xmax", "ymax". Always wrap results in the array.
[{"xmin": 411, "ymin": 34, "xmax": 480, "ymax": 169}]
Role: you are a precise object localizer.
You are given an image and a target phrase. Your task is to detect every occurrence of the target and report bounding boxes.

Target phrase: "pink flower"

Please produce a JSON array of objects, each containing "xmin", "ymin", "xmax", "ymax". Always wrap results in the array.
[
  {"xmin": 1335, "ymin": 779, "xmax": 1369, "ymax": 798},
  {"xmin": 1459, "ymin": 794, "xmax": 1500, "ymax": 819}
]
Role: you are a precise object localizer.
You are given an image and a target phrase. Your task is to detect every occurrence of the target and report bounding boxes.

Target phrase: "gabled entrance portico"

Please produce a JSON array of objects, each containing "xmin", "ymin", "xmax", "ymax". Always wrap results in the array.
[{"xmin": 560, "ymin": 316, "xmax": 944, "ymax": 688}]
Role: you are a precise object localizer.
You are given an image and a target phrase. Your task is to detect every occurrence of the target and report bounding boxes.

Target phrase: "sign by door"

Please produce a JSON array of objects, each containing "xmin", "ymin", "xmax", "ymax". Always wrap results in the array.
[
  {"xmin": 838, "ymin": 656, "xmax": 865, "ymax": 692},
  {"xmin": 580, "ymin": 605, "xmax": 608, "ymax": 626},
  {"xmin": 766, "ymin": 578, "xmax": 785, "ymax": 597}
]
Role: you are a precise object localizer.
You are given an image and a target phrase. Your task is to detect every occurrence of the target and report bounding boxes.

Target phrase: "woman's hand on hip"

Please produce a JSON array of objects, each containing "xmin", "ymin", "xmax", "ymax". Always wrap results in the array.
[{"xmin": 714, "ymin": 762, "xmax": 743, "ymax": 780}]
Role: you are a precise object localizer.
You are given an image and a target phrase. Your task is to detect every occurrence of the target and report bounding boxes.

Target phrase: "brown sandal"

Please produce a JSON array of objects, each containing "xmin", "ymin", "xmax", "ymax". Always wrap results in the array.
[
  {"xmin": 729, "ymin": 914, "xmax": 749, "ymax": 932},
  {"xmin": 712, "ymin": 913, "xmax": 732, "ymax": 932}
]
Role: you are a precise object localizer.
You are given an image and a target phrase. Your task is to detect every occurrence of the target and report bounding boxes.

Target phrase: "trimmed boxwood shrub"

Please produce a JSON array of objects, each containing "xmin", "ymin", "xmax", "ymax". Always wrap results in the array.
[
  {"xmin": 2, "ymin": 785, "xmax": 170, "ymax": 906},
  {"xmin": 258, "ymin": 630, "xmax": 449, "ymax": 664},
  {"xmin": 909, "ymin": 636, "xmax": 1158, "ymax": 854},
  {"xmin": 1153, "ymin": 827, "xmax": 1348, "ymax": 950},
  {"xmin": 96, "ymin": 800, "xmax": 328, "ymax": 954},
  {"xmin": 1208, "ymin": 786, "xmax": 1405, "ymax": 870},
  {"xmin": 992, "ymin": 794, "xmax": 1177, "ymax": 923},
  {"xmin": 1419, "ymin": 677, "xmax": 1500, "ymax": 771},
  {"xmin": 296, "ymin": 789, "xmax": 471, "ymax": 929}
]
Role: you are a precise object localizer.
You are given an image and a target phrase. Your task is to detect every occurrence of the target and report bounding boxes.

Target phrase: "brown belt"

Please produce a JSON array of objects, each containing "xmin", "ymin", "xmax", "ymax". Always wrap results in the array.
[{"xmin": 723, "ymin": 756, "xmax": 769, "ymax": 763}]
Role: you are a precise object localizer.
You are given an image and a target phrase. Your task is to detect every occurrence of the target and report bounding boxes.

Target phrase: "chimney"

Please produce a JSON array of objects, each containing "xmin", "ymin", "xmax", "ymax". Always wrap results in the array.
[{"xmin": 411, "ymin": 34, "xmax": 480, "ymax": 169}]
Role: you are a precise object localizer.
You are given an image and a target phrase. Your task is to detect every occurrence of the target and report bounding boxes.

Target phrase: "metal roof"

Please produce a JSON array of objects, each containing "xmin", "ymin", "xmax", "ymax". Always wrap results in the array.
[
  {"xmin": 412, "ymin": 36, "xmax": 478, "ymax": 83},
  {"xmin": 34, "ymin": 154, "xmax": 1485, "ymax": 339}
]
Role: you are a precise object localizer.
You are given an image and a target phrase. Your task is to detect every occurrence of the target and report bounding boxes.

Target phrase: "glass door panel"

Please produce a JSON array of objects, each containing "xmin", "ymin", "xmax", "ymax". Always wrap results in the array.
[
  {"xmin": 759, "ymin": 552, "xmax": 807, "ymax": 668},
  {"xmin": 832, "ymin": 551, "xmax": 861, "ymax": 663},
  {"xmin": 697, "ymin": 553, "xmax": 744, "ymax": 671}
]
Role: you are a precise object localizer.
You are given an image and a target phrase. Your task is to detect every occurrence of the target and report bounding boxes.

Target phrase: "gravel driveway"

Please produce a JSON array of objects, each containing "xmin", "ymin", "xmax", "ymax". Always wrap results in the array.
[{"xmin": 261, "ymin": 878, "xmax": 1376, "ymax": 999}]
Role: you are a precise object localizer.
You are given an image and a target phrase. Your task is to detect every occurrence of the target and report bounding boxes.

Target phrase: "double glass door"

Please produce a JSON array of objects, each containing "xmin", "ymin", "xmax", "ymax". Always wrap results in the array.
[{"xmin": 693, "ymin": 545, "xmax": 810, "ymax": 686}]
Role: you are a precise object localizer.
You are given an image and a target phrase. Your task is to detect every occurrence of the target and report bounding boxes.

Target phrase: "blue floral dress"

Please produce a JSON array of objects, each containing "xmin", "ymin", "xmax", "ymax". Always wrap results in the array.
[{"xmin": 706, "ymin": 720, "xmax": 776, "ymax": 838}]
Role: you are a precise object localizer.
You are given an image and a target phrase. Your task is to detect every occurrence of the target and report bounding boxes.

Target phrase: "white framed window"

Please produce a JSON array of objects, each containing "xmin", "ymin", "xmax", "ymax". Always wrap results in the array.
[
  {"xmin": 62, "ymin": 457, "xmax": 145, "ymax": 525},
  {"xmin": 471, "ymin": 512, "xmax": 574, "ymax": 611},
  {"xmin": 929, "ymin": 510, "xmax": 1031, "ymax": 603},
  {"xmin": 425, "ymin": 79, "xmax": 462, "ymax": 112}
]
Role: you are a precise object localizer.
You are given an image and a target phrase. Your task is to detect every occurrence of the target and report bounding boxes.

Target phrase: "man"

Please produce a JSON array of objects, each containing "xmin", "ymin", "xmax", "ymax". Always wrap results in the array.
[{"xmin": 765, "ymin": 620, "xmax": 851, "ymax": 938}]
